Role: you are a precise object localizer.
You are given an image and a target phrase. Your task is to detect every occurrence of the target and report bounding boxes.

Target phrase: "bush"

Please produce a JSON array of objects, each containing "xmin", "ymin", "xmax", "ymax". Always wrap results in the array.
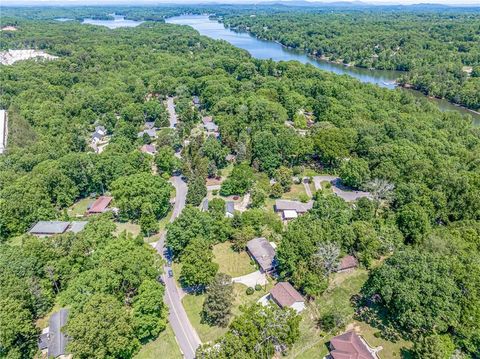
[
  {"xmin": 212, "ymin": 189, "xmax": 218, "ymax": 196},
  {"xmin": 246, "ymin": 287, "xmax": 254, "ymax": 295},
  {"xmin": 299, "ymin": 193, "xmax": 310, "ymax": 203},
  {"xmin": 270, "ymin": 183, "xmax": 284, "ymax": 198},
  {"xmin": 292, "ymin": 166, "xmax": 304, "ymax": 176},
  {"xmin": 324, "ymin": 182, "xmax": 332, "ymax": 189},
  {"xmin": 254, "ymin": 284, "xmax": 262, "ymax": 291}
]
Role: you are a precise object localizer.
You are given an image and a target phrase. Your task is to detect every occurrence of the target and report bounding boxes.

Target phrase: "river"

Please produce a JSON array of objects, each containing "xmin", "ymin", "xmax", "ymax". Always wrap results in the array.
[{"xmin": 166, "ymin": 15, "xmax": 480, "ymax": 125}]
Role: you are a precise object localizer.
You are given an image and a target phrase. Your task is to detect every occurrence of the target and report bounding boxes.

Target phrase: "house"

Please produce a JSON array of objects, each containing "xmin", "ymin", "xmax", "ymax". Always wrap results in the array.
[
  {"xmin": 1, "ymin": 26, "xmax": 17, "ymax": 31},
  {"xmin": 144, "ymin": 121, "xmax": 155, "ymax": 130},
  {"xmin": 91, "ymin": 125, "xmax": 106, "ymax": 144},
  {"xmin": 29, "ymin": 221, "xmax": 88, "ymax": 237},
  {"xmin": 274, "ymin": 199, "xmax": 313, "ymax": 220},
  {"xmin": 225, "ymin": 201, "xmax": 235, "ymax": 218},
  {"xmin": 192, "ymin": 96, "xmax": 201, "ymax": 107},
  {"xmin": 246, "ymin": 237, "xmax": 277, "ymax": 273},
  {"xmin": 140, "ymin": 144, "xmax": 156, "ymax": 155},
  {"xmin": 329, "ymin": 331, "xmax": 380, "ymax": 359},
  {"xmin": 87, "ymin": 196, "xmax": 113, "ymax": 214},
  {"xmin": 137, "ymin": 129, "xmax": 157, "ymax": 139},
  {"xmin": 38, "ymin": 308, "xmax": 70, "ymax": 358},
  {"xmin": 336, "ymin": 255, "xmax": 359, "ymax": 273},
  {"xmin": 204, "ymin": 121, "xmax": 219, "ymax": 133},
  {"xmin": 269, "ymin": 282, "xmax": 305, "ymax": 313}
]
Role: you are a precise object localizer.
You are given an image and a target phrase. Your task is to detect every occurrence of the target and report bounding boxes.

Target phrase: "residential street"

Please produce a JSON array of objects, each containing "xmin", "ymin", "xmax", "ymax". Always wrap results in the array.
[
  {"xmin": 155, "ymin": 176, "xmax": 201, "ymax": 359},
  {"xmin": 166, "ymin": 96, "xmax": 178, "ymax": 128}
]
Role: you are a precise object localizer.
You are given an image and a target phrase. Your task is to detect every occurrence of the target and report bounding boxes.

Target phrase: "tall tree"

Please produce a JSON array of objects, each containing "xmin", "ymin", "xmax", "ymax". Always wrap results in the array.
[{"xmin": 202, "ymin": 273, "xmax": 234, "ymax": 327}]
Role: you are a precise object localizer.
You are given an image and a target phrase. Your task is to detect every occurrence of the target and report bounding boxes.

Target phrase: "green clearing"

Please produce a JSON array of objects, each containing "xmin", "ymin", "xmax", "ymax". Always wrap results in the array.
[
  {"xmin": 67, "ymin": 197, "xmax": 92, "ymax": 217},
  {"xmin": 134, "ymin": 324, "xmax": 182, "ymax": 359},
  {"xmin": 212, "ymin": 242, "xmax": 256, "ymax": 278},
  {"xmin": 114, "ymin": 222, "xmax": 141, "ymax": 237},
  {"xmin": 282, "ymin": 183, "xmax": 308, "ymax": 201}
]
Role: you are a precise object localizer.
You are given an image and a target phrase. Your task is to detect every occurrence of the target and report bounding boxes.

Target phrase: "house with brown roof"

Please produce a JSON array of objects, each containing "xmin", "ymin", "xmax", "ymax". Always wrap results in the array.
[
  {"xmin": 269, "ymin": 282, "xmax": 305, "ymax": 313},
  {"xmin": 246, "ymin": 237, "xmax": 277, "ymax": 273},
  {"xmin": 87, "ymin": 196, "xmax": 113, "ymax": 214},
  {"xmin": 328, "ymin": 331, "xmax": 380, "ymax": 359},
  {"xmin": 336, "ymin": 255, "xmax": 359, "ymax": 273}
]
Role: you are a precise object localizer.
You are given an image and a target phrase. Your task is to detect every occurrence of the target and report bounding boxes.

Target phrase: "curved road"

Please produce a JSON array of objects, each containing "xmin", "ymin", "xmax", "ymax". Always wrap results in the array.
[{"xmin": 154, "ymin": 98, "xmax": 201, "ymax": 358}]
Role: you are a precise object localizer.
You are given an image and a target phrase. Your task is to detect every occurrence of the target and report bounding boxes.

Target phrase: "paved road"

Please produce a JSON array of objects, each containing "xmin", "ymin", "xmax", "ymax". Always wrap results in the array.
[
  {"xmin": 313, "ymin": 175, "xmax": 372, "ymax": 202},
  {"xmin": 166, "ymin": 97, "xmax": 178, "ymax": 128},
  {"xmin": 155, "ymin": 176, "xmax": 201, "ymax": 359}
]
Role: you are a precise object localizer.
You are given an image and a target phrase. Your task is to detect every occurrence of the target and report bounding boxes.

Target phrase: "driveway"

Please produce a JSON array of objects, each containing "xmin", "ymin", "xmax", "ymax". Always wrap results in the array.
[
  {"xmin": 313, "ymin": 175, "xmax": 372, "ymax": 202},
  {"xmin": 232, "ymin": 270, "xmax": 268, "ymax": 287}
]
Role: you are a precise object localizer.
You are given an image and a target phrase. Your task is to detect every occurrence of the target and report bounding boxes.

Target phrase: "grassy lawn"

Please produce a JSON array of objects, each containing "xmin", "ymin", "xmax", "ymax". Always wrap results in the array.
[
  {"xmin": 115, "ymin": 222, "xmax": 141, "ymax": 237},
  {"xmin": 182, "ymin": 281, "xmax": 273, "ymax": 344},
  {"xmin": 212, "ymin": 242, "xmax": 255, "ymax": 278},
  {"xmin": 67, "ymin": 197, "xmax": 92, "ymax": 217},
  {"xmin": 282, "ymin": 183, "xmax": 308, "ymax": 201},
  {"xmin": 134, "ymin": 324, "xmax": 182, "ymax": 359}
]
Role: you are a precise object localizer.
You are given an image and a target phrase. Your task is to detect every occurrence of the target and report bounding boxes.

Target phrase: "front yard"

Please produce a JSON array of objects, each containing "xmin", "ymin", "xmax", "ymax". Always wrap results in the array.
[
  {"xmin": 212, "ymin": 242, "xmax": 256, "ymax": 278},
  {"xmin": 134, "ymin": 324, "xmax": 182, "ymax": 359}
]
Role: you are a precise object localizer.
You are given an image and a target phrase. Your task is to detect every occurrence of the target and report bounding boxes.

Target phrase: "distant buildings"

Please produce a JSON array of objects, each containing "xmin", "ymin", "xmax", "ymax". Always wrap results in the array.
[
  {"xmin": 328, "ymin": 331, "xmax": 380, "ymax": 359},
  {"xmin": 38, "ymin": 308, "xmax": 70, "ymax": 358},
  {"xmin": 87, "ymin": 195, "xmax": 113, "ymax": 214},
  {"xmin": 1, "ymin": 26, "xmax": 18, "ymax": 31},
  {"xmin": 269, "ymin": 282, "xmax": 305, "ymax": 313},
  {"xmin": 29, "ymin": 221, "xmax": 88, "ymax": 237},
  {"xmin": 274, "ymin": 199, "xmax": 313, "ymax": 220},
  {"xmin": 246, "ymin": 237, "xmax": 277, "ymax": 273}
]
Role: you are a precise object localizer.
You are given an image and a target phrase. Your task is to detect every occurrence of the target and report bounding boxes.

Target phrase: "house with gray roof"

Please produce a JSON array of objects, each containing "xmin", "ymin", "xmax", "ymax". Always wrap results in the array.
[
  {"xmin": 29, "ymin": 221, "xmax": 88, "ymax": 237},
  {"xmin": 246, "ymin": 237, "xmax": 277, "ymax": 273},
  {"xmin": 38, "ymin": 308, "xmax": 70, "ymax": 358},
  {"xmin": 137, "ymin": 128, "xmax": 157, "ymax": 139},
  {"xmin": 274, "ymin": 199, "xmax": 313, "ymax": 220}
]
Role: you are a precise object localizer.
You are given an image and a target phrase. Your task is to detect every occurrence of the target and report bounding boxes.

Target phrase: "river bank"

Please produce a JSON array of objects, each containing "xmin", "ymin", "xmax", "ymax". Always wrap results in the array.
[{"xmin": 166, "ymin": 15, "xmax": 480, "ymax": 125}]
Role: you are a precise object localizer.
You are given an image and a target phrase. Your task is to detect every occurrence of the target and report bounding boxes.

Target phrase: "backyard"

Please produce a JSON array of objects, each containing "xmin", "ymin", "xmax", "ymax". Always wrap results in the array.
[{"xmin": 212, "ymin": 242, "xmax": 256, "ymax": 278}]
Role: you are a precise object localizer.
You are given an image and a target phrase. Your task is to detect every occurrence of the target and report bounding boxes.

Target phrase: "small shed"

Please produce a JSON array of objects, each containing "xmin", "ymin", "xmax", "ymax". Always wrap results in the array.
[
  {"xmin": 336, "ymin": 255, "xmax": 359, "ymax": 273},
  {"xmin": 225, "ymin": 201, "xmax": 235, "ymax": 218}
]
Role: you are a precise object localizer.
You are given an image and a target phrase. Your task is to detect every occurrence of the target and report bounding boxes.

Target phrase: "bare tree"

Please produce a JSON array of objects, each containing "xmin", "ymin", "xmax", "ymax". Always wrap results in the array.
[{"xmin": 311, "ymin": 241, "xmax": 341, "ymax": 276}]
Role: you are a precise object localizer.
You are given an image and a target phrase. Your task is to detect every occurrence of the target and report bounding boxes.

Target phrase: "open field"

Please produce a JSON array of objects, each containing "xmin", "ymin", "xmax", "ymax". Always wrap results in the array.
[
  {"xmin": 134, "ymin": 324, "xmax": 182, "ymax": 359},
  {"xmin": 212, "ymin": 242, "xmax": 256, "ymax": 277},
  {"xmin": 115, "ymin": 222, "xmax": 141, "ymax": 237}
]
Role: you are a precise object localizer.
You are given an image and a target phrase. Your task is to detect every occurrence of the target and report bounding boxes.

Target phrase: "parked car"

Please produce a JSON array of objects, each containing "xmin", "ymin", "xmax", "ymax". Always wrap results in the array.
[{"xmin": 168, "ymin": 269, "xmax": 174, "ymax": 278}]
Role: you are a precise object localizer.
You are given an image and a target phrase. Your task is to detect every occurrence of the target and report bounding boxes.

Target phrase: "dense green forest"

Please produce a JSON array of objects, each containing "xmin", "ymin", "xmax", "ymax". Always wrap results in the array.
[
  {"xmin": 222, "ymin": 11, "xmax": 480, "ymax": 110},
  {"xmin": 0, "ymin": 9, "xmax": 479, "ymax": 358}
]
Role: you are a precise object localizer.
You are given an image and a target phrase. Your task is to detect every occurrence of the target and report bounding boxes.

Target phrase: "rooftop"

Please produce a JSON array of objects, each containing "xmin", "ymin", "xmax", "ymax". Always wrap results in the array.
[
  {"xmin": 69, "ymin": 221, "xmax": 88, "ymax": 234},
  {"xmin": 246, "ymin": 237, "xmax": 276, "ymax": 272},
  {"xmin": 140, "ymin": 144, "xmax": 156, "ymax": 155},
  {"xmin": 275, "ymin": 199, "xmax": 313, "ymax": 213},
  {"xmin": 270, "ymin": 282, "xmax": 304, "ymax": 308},
  {"xmin": 330, "ymin": 331, "xmax": 378, "ymax": 359},
  {"xmin": 87, "ymin": 196, "xmax": 113, "ymax": 214},
  {"xmin": 337, "ymin": 255, "xmax": 359, "ymax": 271},
  {"xmin": 30, "ymin": 221, "xmax": 70, "ymax": 235},
  {"xmin": 204, "ymin": 121, "xmax": 218, "ymax": 132},
  {"xmin": 48, "ymin": 308, "xmax": 69, "ymax": 358}
]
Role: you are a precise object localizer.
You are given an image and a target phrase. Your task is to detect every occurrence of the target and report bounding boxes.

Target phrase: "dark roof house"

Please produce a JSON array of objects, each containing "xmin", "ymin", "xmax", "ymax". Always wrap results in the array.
[
  {"xmin": 246, "ymin": 237, "xmax": 277, "ymax": 273},
  {"xmin": 87, "ymin": 196, "xmax": 113, "ymax": 214},
  {"xmin": 270, "ymin": 282, "xmax": 305, "ymax": 312},
  {"xmin": 329, "ymin": 331, "xmax": 379, "ymax": 359},
  {"xmin": 38, "ymin": 308, "xmax": 70, "ymax": 358}
]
